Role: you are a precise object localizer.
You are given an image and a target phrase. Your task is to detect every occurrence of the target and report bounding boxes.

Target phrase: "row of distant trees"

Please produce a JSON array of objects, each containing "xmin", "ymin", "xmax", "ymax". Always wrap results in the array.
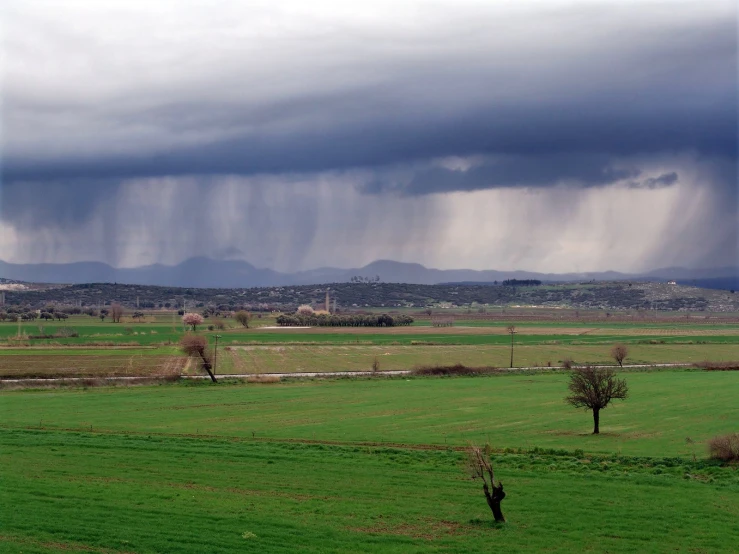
[
  {"xmin": 501, "ymin": 279, "xmax": 542, "ymax": 286},
  {"xmin": 276, "ymin": 313, "xmax": 413, "ymax": 327},
  {"xmin": 0, "ymin": 303, "xmax": 127, "ymax": 322}
]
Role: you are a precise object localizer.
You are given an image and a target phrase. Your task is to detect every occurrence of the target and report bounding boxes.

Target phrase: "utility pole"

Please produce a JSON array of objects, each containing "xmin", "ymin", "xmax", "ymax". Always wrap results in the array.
[
  {"xmin": 213, "ymin": 335, "xmax": 222, "ymax": 377},
  {"xmin": 506, "ymin": 325, "xmax": 516, "ymax": 368}
]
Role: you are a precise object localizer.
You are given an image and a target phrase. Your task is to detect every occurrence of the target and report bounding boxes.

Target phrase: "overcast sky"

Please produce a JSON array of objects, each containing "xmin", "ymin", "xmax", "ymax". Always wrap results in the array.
[{"xmin": 1, "ymin": 0, "xmax": 737, "ymax": 272}]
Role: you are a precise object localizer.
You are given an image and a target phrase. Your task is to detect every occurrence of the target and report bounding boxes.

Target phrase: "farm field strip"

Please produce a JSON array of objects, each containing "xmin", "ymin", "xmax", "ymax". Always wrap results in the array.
[
  {"xmin": 1, "ymin": 341, "xmax": 736, "ymax": 379},
  {"xmin": 2, "ymin": 371, "xmax": 737, "ymax": 457},
  {"xmin": 222, "ymin": 331, "xmax": 739, "ymax": 346},
  {"xmin": 224, "ymin": 343, "xmax": 739, "ymax": 373},
  {"xmin": 247, "ymin": 324, "xmax": 739, "ymax": 336},
  {"xmin": 0, "ymin": 354, "xmax": 186, "ymax": 379}
]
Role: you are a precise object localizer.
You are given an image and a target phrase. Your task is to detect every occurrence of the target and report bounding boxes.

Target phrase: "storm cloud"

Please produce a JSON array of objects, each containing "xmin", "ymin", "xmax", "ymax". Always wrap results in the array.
[
  {"xmin": 1, "ymin": 0, "xmax": 737, "ymax": 272},
  {"xmin": 362, "ymin": 155, "xmax": 645, "ymax": 196}
]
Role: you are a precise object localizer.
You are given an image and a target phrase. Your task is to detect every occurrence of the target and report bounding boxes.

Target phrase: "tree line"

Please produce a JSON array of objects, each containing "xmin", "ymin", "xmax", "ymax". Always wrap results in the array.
[{"xmin": 275, "ymin": 313, "xmax": 414, "ymax": 327}]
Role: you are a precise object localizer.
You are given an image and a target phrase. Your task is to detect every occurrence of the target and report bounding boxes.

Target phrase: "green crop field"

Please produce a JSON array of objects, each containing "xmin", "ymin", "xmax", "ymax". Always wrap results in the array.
[
  {"xmin": 1, "ymin": 370, "xmax": 738, "ymax": 553},
  {"xmin": 3, "ymin": 371, "xmax": 737, "ymax": 456},
  {"xmin": 2, "ymin": 430, "xmax": 737, "ymax": 554}
]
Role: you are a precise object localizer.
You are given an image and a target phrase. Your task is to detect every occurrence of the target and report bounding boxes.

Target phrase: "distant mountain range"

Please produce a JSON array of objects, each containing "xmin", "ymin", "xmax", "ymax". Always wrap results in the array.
[{"xmin": 0, "ymin": 258, "xmax": 736, "ymax": 290}]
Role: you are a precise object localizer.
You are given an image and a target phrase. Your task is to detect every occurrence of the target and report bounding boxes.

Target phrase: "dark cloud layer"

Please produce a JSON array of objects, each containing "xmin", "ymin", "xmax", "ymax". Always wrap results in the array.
[
  {"xmin": 628, "ymin": 172, "xmax": 679, "ymax": 189},
  {"xmin": 4, "ymin": 99, "xmax": 735, "ymax": 186},
  {"xmin": 362, "ymin": 155, "xmax": 643, "ymax": 196},
  {"xmin": 4, "ymin": 5, "xmax": 737, "ymax": 189}
]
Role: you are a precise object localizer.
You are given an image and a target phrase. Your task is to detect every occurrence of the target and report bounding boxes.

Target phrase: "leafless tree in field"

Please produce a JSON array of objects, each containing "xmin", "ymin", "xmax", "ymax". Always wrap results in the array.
[
  {"xmin": 610, "ymin": 344, "xmax": 628, "ymax": 367},
  {"xmin": 466, "ymin": 443, "xmax": 506, "ymax": 522},
  {"xmin": 110, "ymin": 303, "xmax": 124, "ymax": 323},
  {"xmin": 566, "ymin": 366, "xmax": 628, "ymax": 434},
  {"xmin": 180, "ymin": 335, "xmax": 217, "ymax": 382}
]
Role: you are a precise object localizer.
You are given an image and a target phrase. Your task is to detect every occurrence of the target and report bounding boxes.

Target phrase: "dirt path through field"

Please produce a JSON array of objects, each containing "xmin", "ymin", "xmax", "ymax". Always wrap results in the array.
[{"xmin": 0, "ymin": 362, "xmax": 688, "ymax": 384}]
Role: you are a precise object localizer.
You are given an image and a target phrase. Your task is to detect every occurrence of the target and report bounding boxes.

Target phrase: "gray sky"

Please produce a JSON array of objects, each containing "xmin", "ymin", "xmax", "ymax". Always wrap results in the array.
[{"xmin": 1, "ymin": 0, "xmax": 737, "ymax": 272}]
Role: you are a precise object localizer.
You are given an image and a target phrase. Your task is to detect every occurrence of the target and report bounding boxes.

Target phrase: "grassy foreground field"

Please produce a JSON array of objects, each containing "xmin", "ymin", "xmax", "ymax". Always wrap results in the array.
[
  {"xmin": 1, "ymin": 371, "xmax": 738, "ymax": 553},
  {"xmin": 2, "ymin": 430, "xmax": 737, "ymax": 554}
]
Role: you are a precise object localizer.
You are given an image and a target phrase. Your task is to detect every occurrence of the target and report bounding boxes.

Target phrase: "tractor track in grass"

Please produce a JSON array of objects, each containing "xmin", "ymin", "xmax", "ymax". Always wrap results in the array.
[{"xmin": 0, "ymin": 425, "xmax": 529, "ymax": 454}]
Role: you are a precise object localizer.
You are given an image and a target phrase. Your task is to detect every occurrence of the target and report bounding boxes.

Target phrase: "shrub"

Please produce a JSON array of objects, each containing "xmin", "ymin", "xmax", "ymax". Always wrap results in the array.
[
  {"xmin": 411, "ymin": 364, "xmax": 499, "ymax": 376},
  {"xmin": 247, "ymin": 374, "xmax": 281, "ymax": 383},
  {"xmin": 708, "ymin": 433, "xmax": 739, "ymax": 462},
  {"xmin": 697, "ymin": 361, "xmax": 739, "ymax": 371},
  {"xmin": 55, "ymin": 327, "xmax": 79, "ymax": 338},
  {"xmin": 562, "ymin": 357, "xmax": 574, "ymax": 369}
]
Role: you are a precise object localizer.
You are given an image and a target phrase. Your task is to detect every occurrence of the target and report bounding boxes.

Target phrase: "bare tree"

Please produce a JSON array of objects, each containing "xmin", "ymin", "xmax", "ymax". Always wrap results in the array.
[
  {"xmin": 466, "ymin": 443, "xmax": 506, "ymax": 522},
  {"xmin": 610, "ymin": 344, "xmax": 628, "ymax": 367},
  {"xmin": 110, "ymin": 304, "xmax": 124, "ymax": 323},
  {"xmin": 180, "ymin": 335, "xmax": 217, "ymax": 382},
  {"xmin": 235, "ymin": 310, "xmax": 251, "ymax": 328},
  {"xmin": 506, "ymin": 325, "xmax": 516, "ymax": 368},
  {"xmin": 566, "ymin": 366, "xmax": 628, "ymax": 434}
]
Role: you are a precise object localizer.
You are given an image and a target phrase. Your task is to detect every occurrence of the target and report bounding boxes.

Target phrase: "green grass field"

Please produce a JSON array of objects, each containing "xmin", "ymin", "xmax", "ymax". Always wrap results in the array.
[
  {"xmin": 3, "ymin": 371, "xmax": 737, "ymax": 456},
  {"xmin": 1, "ymin": 371, "xmax": 738, "ymax": 552},
  {"xmin": 2, "ymin": 430, "xmax": 737, "ymax": 553}
]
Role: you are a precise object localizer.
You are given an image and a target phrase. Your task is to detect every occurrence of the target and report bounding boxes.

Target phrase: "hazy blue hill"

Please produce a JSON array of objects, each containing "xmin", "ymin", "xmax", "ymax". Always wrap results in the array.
[{"xmin": 1, "ymin": 258, "xmax": 737, "ymax": 290}]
